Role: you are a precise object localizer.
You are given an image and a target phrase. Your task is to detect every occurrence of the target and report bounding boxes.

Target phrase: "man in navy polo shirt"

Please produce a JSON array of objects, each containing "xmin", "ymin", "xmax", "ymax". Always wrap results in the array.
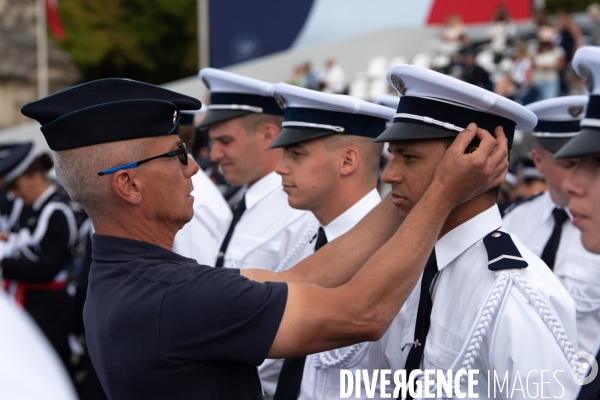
[{"xmin": 21, "ymin": 78, "xmax": 508, "ymax": 400}]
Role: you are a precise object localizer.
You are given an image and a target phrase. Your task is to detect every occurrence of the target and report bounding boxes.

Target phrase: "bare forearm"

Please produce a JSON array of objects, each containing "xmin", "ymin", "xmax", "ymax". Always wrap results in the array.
[
  {"xmin": 341, "ymin": 184, "xmax": 452, "ymax": 332},
  {"xmin": 278, "ymin": 194, "xmax": 402, "ymax": 287}
]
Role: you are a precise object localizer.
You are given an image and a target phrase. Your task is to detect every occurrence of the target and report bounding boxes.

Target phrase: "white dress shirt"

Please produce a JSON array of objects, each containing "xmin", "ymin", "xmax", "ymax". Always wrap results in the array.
[
  {"xmin": 375, "ymin": 205, "xmax": 579, "ymax": 399},
  {"xmin": 173, "ymin": 168, "xmax": 232, "ymax": 266},
  {"xmin": 0, "ymin": 292, "xmax": 77, "ymax": 400},
  {"xmin": 503, "ymin": 191, "xmax": 600, "ymax": 354},
  {"xmin": 219, "ymin": 171, "xmax": 317, "ymax": 272},
  {"xmin": 299, "ymin": 189, "xmax": 382, "ymax": 400},
  {"xmin": 224, "ymin": 171, "xmax": 317, "ymax": 396}
]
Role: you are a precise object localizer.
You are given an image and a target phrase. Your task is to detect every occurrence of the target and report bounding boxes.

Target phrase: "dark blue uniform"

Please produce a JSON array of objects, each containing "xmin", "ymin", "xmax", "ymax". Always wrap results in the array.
[{"xmin": 84, "ymin": 235, "xmax": 288, "ymax": 400}]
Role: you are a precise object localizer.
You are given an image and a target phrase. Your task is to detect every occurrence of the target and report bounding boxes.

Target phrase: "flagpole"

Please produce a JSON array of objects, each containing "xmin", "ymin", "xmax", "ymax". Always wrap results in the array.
[
  {"xmin": 198, "ymin": 0, "xmax": 210, "ymax": 69},
  {"xmin": 36, "ymin": 0, "xmax": 49, "ymax": 99}
]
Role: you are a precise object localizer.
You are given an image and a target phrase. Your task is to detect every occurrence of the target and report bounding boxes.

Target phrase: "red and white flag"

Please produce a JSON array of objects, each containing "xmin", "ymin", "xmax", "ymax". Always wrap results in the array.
[{"xmin": 45, "ymin": 0, "xmax": 66, "ymax": 39}]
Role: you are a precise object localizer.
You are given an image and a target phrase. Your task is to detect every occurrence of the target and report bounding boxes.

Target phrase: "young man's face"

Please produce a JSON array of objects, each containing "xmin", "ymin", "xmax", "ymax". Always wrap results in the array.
[
  {"xmin": 275, "ymin": 138, "xmax": 338, "ymax": 212},
  {"xmin": 531, "ymin": 143, "xmax": 578, "ymax": 206},
  {"xmin": 209, "ymin": 117, "xmax": 267, "ymax": 186},
  {"xmin": 382, "ymin": 139, "xmax": 448, "ymax": 219},
  {"xmin": 562, "ymin": 154, "xmax": 600, "ymax": 254}
]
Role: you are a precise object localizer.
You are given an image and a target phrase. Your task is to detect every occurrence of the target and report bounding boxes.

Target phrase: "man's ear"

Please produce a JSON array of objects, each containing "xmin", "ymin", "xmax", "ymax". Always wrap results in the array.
[
  {"xmin": 531, "ymin": 148, "xmax": 545, "ymax": 175},
  {"xmin": 111, "ymin": 170, "xmax": 143, "ymax": 206},
  {"xmin": 339, "ymin": 147, "xmax": 360, "ymax": 177},
  {"xmin": 260, "ymin": 123, "xmax": 280, "ymax": 148}
]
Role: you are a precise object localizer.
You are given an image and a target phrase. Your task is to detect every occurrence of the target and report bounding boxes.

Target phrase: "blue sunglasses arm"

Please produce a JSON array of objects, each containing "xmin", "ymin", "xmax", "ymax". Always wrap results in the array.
[{"xmin": 98, "ymin": 162, "xmax": 139, "ymax": 176}]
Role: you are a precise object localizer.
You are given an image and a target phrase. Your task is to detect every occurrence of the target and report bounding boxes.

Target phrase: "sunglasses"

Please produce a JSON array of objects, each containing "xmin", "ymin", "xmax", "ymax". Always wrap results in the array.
[{"xmin": 98, "ymin": 143, "xmax": 188, "ymax": 176}]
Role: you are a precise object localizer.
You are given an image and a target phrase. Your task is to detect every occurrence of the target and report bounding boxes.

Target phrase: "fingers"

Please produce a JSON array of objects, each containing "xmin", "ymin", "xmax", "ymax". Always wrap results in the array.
[
  {"xmin": 450, "ymin": 123, "xmax": 478, "ymax": 154},
  {"xmin": 476, "ymin": 128, "xmax": 496, "ymax": 157},
  {"xmin": 487, "ymin": 126, "xmax": 509, "ymax": 169}
]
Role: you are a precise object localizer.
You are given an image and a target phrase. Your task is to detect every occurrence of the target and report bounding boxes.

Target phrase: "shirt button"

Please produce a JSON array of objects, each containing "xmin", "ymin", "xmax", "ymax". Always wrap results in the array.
[{"xmin": 437, "ymin": 357, "xmax": 443, "ymax": 365}]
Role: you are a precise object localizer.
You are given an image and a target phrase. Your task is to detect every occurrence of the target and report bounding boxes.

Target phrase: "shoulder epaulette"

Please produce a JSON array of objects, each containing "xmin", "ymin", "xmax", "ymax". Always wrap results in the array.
[
  {"xmin": 483, "ymin": 230, "xmax": 529, "ymax": 271},
  {"xmin": 502, "ymin": 191, "xmax": 544, "ymax": 217}
]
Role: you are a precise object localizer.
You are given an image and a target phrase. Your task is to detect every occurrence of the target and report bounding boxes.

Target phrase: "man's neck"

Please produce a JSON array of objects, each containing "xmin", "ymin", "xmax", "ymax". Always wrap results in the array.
[
  {"xmin": 93, "ymin": 213, "xmax": 180, "ymax": 251},
  {"xmin": 439, "ymin": 193, "xmax": 496, "ymax": 239},
  {"xmin": 313, "ymin": 184, "xmax": 375, "ymax": 227}
]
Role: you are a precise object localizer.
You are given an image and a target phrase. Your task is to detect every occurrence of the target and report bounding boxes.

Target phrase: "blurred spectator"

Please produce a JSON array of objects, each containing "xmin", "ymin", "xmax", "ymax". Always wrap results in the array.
[
  {"xmin": 555, "ymin": 7, "xmax": 583, "ymax": 94},
  {"xmin": 494, "ymin": 41, "xmax": 533, "ymax": 98},
  {"xmin": 488, "ymin": 4, "xmax": 516, "ymax": 63},
  {"xmin": 460, "ymin": 49, "xmax": 492, "ymax": 90},
  {"xmin": 587, "ymin": 3, "xmax": 600, "ymax": 46},
  {"xmin": 290, "ymin": 65, "xmax": 307, "ymax": 88},
  {"xmin": 511, "ymin": 67, "xmax": 539, "ymax": 105},
  {"xmin": 533, "ymin": 26, "xmax": 564, "ymax": 99},
  {"xmin": 320, "ymin": 58, "xmax": 348, "ymax": 94},
  {"xmin": 442, "ymin": 15, "xmax": 465, "ymax": 43},
  {"xmin": 303, "ymin": 62, "xmax": 319, "ymax": 90}
]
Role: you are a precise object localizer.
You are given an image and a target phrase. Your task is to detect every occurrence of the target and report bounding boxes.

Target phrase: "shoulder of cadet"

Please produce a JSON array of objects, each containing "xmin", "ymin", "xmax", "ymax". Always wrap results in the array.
[
  {"xmin": 502, "ymin": 191, "xmax": 545, "ymax": 218},
  {"xmin": 483, "ymin": 230, "xmax": 529, "ymax": 271}
]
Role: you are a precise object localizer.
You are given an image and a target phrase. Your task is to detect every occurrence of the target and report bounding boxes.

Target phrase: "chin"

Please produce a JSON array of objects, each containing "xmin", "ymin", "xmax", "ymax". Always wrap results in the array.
[
  {"xmin": 581, "ymin": 231, "xmax": 600, "ymax": 255},
  {"xmin": 288, "ymin": 197, "xmax": 310, "ymax": 211}
]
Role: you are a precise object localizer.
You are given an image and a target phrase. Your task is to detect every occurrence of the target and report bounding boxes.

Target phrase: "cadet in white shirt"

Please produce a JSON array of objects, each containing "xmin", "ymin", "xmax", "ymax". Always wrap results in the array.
[
  {"xmin": 503, "ymin": 96, "xmax": 600, "ymax": 355},
  {"xmin": 374, "ymin": 65, "xmax": 580, "ymax": 399},
  {"xmin": 199, "ymin": 68, "xmax": 317, "ymax": 273},
  {"xmin": 555, "ymin": 46, "xmax": 600, "ymax": 400},
  {"xmin": 269, "ymin": 83, "xmax": 394, "ymax": 399},
  {"xmin": 173, "ymin": 111, "xmax": 233, "ymax": 266}
]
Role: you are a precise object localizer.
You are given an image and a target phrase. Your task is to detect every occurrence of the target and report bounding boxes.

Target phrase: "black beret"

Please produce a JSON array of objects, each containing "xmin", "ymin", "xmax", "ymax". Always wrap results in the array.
[{"xmin": 21, "ymin": 78, "xmax": 202, "ymax": 151}]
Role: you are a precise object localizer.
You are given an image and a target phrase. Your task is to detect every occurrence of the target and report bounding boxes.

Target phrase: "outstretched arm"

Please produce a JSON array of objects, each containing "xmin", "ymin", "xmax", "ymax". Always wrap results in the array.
[{"xmin": 246, "ymin": 124, "xmax": 509, "ymax": 358}]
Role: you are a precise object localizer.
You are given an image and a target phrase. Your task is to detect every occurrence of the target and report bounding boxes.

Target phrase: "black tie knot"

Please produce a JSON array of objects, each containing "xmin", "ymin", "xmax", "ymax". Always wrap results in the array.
[
  {"xmin": 552, "ymin": 208, "xmax": 569, "ymax": 226},
  {"xmin": 541, "ymin": 207, "xmax": 569, "ymax": 271},
  {"xmin": 315, "ymin": 227, "xmax": 328, "ymax": 252}
]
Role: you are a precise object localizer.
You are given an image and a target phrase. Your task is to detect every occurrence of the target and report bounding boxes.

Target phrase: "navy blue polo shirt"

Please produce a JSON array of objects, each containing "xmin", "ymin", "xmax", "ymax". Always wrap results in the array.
[{"xmin": 84, "ymin": 235, "xmax": 288, "ymax": 400}]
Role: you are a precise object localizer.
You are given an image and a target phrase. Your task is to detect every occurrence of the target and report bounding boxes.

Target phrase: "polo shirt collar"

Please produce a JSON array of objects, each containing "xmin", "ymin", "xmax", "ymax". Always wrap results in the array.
[
  {"xmin": 435, "ymin": 204, "xmax": 503, "ymax": 271},
  {"xmin": 244, "ymin": 171, "xmax": 281, "ymax": 210},
  {"xmin": 92, "ymin": 234, "xmax": 188, "ymax": 263},
  {"xmin": 323, "ymin": 188, "xmax": 380, "ymax": 242}
]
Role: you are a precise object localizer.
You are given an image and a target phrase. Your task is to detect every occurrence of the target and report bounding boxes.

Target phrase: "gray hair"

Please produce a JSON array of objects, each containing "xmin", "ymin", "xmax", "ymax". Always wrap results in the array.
[{"xmin": 54, "ymin": 139, "xmax": 149, "ymax": 219}]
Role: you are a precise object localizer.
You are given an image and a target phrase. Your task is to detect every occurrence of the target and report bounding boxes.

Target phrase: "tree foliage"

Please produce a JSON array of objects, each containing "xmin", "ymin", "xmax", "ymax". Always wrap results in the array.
[
  {"xmin": 545, "ymin": 0, "xmax": 597, "ymax": 13},
  {"xmin": 56, "ymin": 0, "xmax": 198, "ymax": 85}
]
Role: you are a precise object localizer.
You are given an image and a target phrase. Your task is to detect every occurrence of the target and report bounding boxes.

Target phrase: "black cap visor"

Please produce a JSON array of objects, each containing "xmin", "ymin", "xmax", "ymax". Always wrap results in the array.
[
  {"xmin": 270, "ymin": 128, "xmax": 335, "ymax": 148},
  {"xmin": 374, "ymin": 121, "xmax": 458, "ymax": 143},
  {"xmin": 554, "ymin": 128, "xmax": 600, "ymax": 159},
  {"xmin": 198, "ymin": 109, "xmax": 254, "ymax": 129},
  {"xmin": 534, "ymin": 137, "xmax": 572, "ymax": 154}
]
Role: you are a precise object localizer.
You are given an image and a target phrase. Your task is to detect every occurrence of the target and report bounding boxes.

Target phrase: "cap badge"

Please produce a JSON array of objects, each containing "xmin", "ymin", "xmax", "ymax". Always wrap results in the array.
[
  {"xmin": 173, "ymin": 111, "xmax": 177, "ymax": 125},
  {"xmin": 578, "ymin": 63, "xmax": 594, "ymax": 93},
  {"xmin": 273, "ymin": 92, "xmax": 286, "ymax": 110},
  {"xmin": 568, "ymin": 104, "xmax": 584, "ymax": 118},
  {"xmin": 390, "ymin": 74, "xmax": 407, "ymax": 95}
]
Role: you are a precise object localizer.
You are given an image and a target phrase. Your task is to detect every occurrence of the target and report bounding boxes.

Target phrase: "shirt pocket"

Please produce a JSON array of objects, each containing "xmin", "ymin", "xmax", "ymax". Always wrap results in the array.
[
  {"xmin": 423, "ymin": 336, "xmax": 460, "ymax": 371},
  {"xmin": 227, "ymin": 234, "xmax": 281, "ymax": 271}
]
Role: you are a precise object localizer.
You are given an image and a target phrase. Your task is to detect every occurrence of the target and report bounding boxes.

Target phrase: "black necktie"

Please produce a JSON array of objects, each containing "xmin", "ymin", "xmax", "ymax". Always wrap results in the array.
[
  {"xmin": 273, "ymin": 227, "xmax": 328, "ymax": 400},
  {"xmin": 577, "ymin": 347, "xmax": 600, "ymax": 400},
  {"xmin": 403, "ymin": 250, "xmax": 438, "ymax": 400},
  {"xmin": 215, "ymin": 196, "xmax": 246, "ymax": 268},
  {"xmin": 540, "ymin": 208, "xmax": 569, "ymax": 271}
]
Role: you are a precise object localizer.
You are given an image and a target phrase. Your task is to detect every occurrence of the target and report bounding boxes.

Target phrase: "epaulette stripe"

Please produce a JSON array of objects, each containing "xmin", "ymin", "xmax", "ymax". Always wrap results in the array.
[{"xmin": 488, "ymin": 254, "xmax": 527, "ymax": 265}]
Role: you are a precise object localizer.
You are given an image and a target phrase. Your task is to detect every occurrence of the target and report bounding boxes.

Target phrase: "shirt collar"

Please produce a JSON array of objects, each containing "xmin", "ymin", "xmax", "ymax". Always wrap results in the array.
[
  {"xmin": 435, "ymin": 204, "xmax": 503, "ymax": 271},
  {"xmin": 323, "ymin": 189, "xmax": 380, "ymax": 241},
  {"xmin": 91, "ymin": 234, "xmax": 189, "ymax": 263},
  {"xmin": 32, "ymin": 185, "xmax": 57, "ymax": 211},
  {"xmin": 244, "ymin": 171, "xmax": 281, "ymax": 210},
  {"xmin": 540, "ymin": 191, "xmax": 572, "ymax": 222}
]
